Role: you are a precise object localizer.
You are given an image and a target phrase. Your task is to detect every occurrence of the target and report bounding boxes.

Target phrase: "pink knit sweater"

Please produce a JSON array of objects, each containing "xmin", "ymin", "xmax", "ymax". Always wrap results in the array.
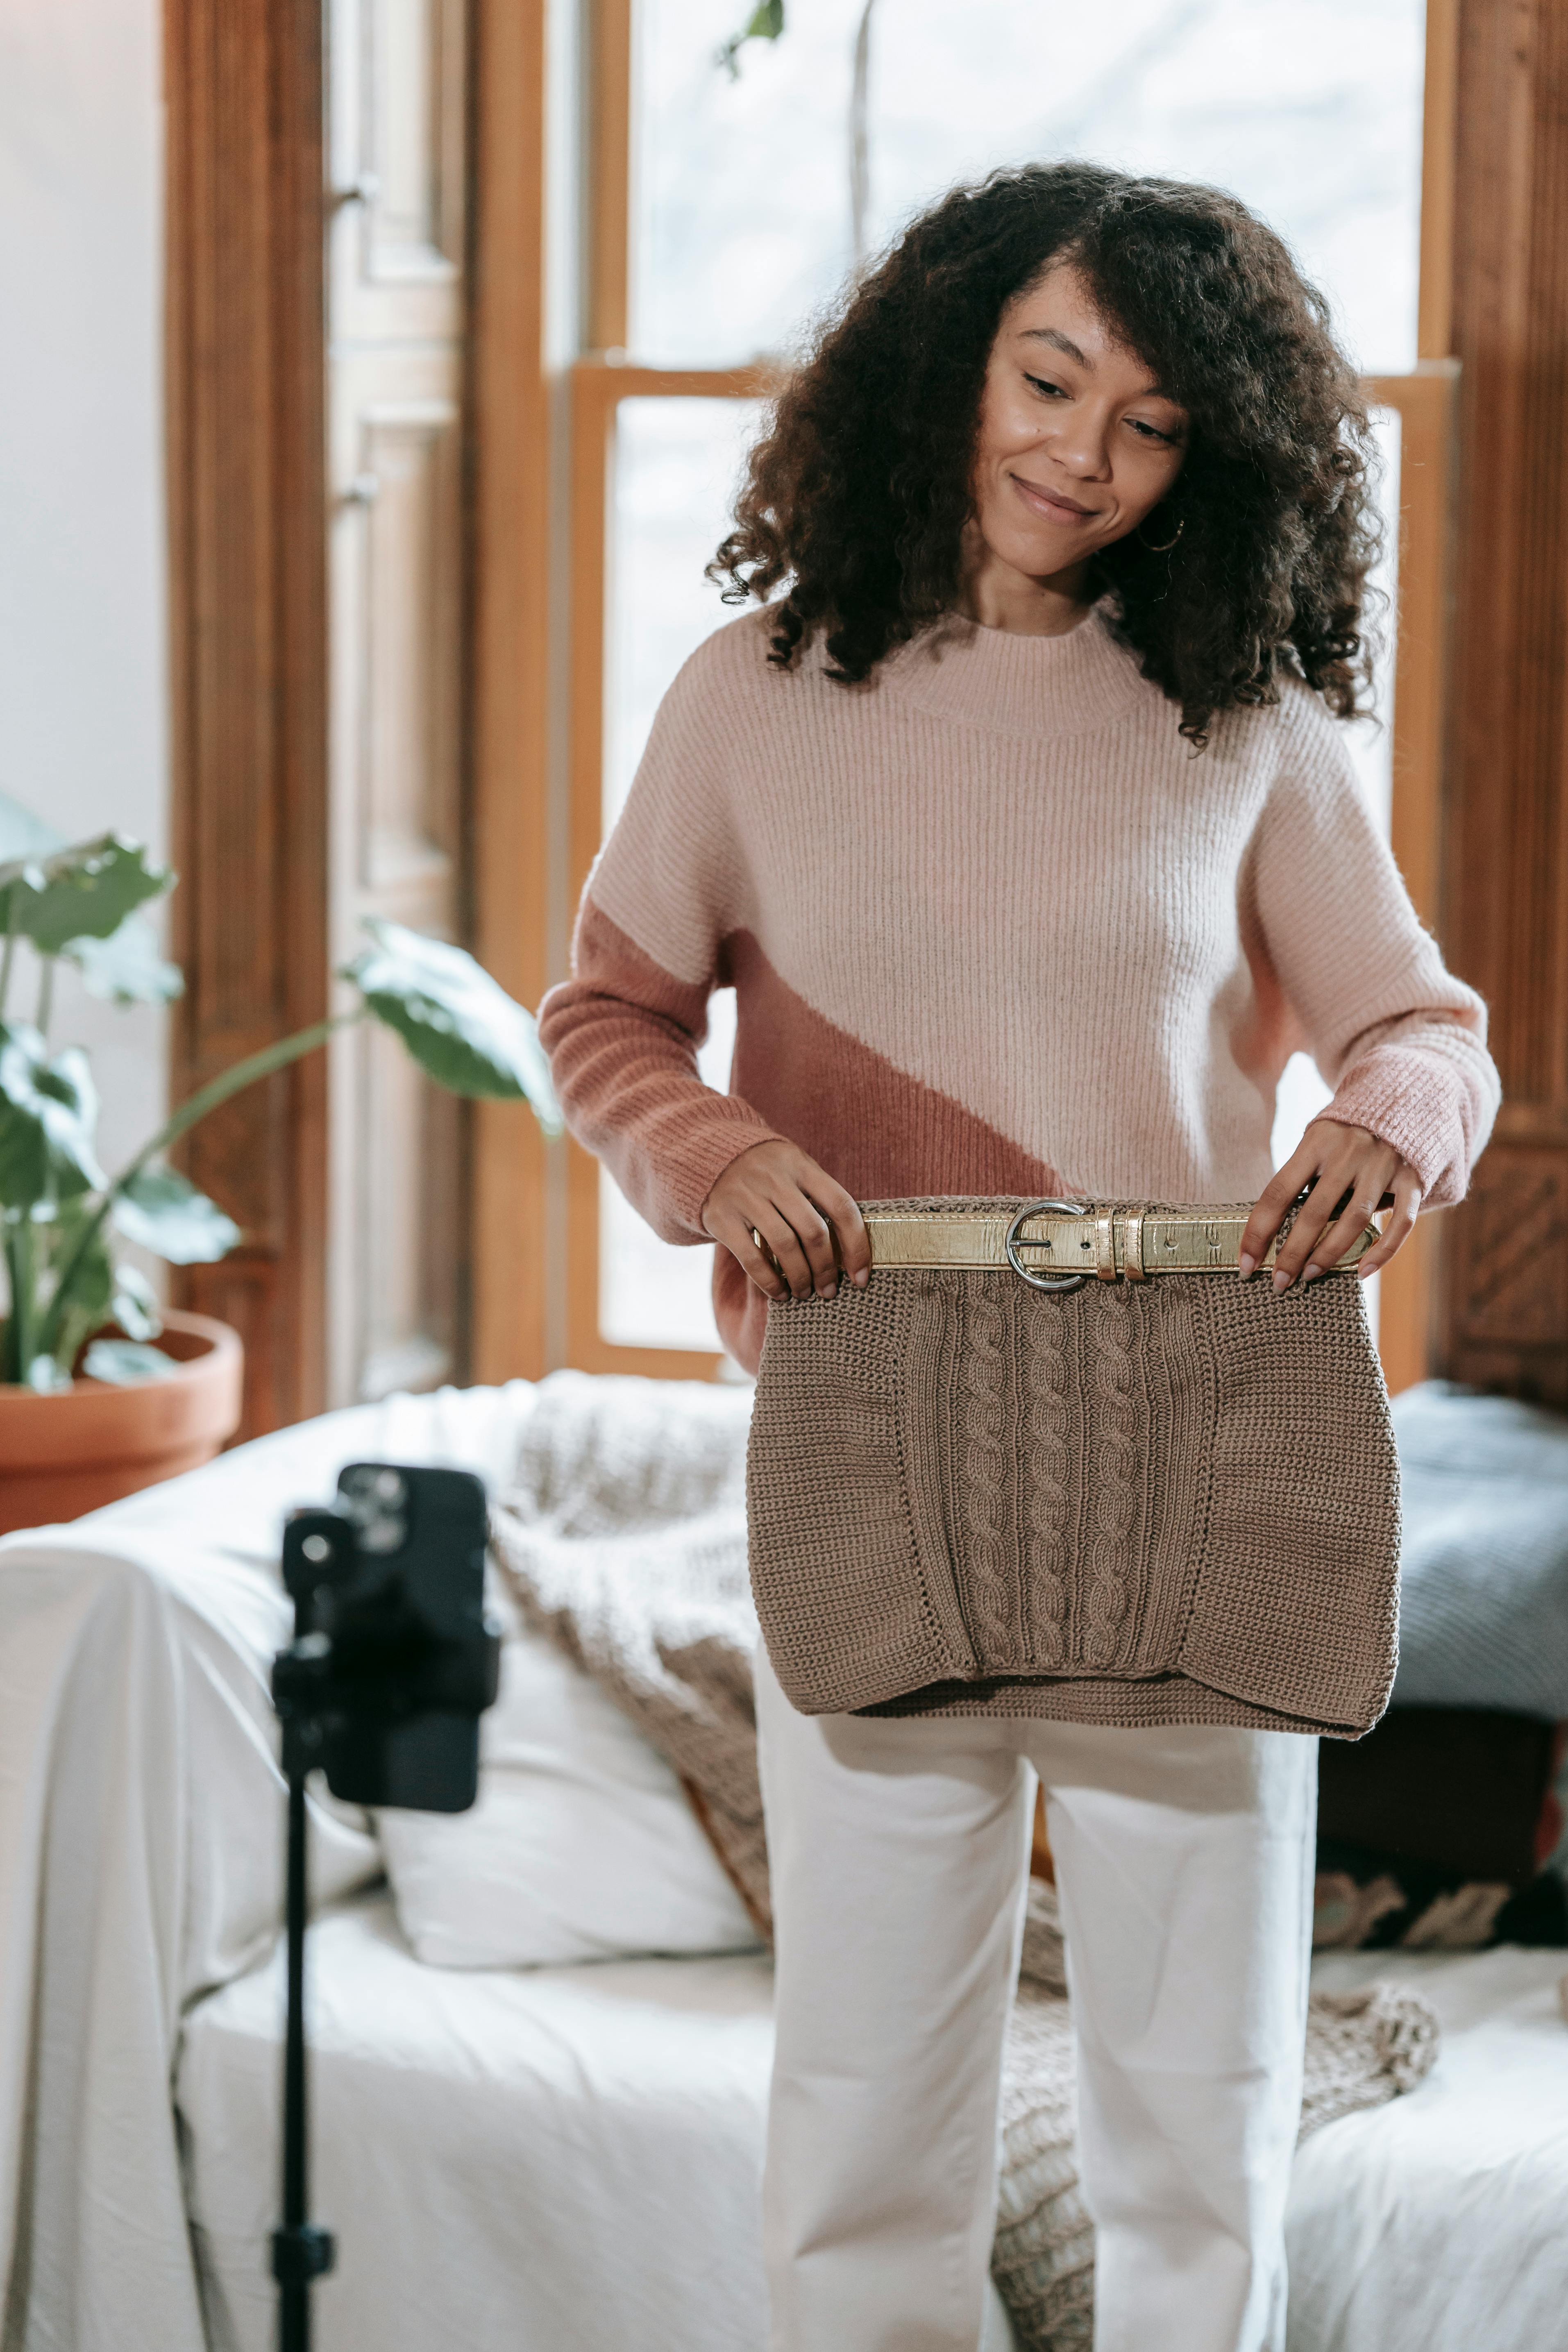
[{"xmin": 540, "ymin": 604, "xmax": 1499, "ymax": 1372}]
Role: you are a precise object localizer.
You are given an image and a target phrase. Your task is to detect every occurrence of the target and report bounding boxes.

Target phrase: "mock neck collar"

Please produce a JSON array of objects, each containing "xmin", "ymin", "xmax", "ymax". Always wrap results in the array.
[{"xmin": 876, "ymin": 600, "xmax": 1148, "ymax": 740}]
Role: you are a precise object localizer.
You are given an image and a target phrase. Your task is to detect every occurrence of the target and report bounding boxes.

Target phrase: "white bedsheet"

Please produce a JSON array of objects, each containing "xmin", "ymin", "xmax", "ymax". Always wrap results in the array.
[
  {"xmin": 177, "ymin": 1896, "xmax": 1568, "ymax": 2352},
  {"xmin": 1287, "ymin": 1945, "xmax": 1568, "ymax": 2352},
  {"xmin": 178, "ymin": 1893, "xmax": 1021, "ymax": 2352}
]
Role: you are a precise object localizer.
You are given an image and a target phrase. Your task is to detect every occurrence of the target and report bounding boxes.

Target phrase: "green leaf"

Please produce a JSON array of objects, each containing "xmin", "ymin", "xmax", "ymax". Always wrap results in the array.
[
  {"xmin": 24, "ymin": 1203, "xmax": 162, "ymax": 1376},
  {"xmin": 23, "ymin": 1354, "xmax": 72, "ymax": 1394},
  {"xmin": 65, "ymin": 916, "xmax": 184, "ymax": 1005},
  {"xmin": 717, "ymin": 0, "xmax": 784, "ymax": 75},
  {"xmin": 45, "ymin": 1197, "xmax": 115, "ymax": 1369},
  {"xmin": 82, "ymin": 1337, "xmax": 182, "ymax": 1385},
  {"xmin": 0, "ymin": 833, "xmax": 173, "ymax": 955},
  {"xmin": 341, "ymin": 919, "xmax": 563, "ymax": 1126},
  {"xmin": 0, "ymin": 1026, "xmax": 104, "ymax": 1212},
  {"xmin": 111, "ymin": 1165, "xmax": 241, "ymax": 1264},
  {"xmin": 111, "ymin": 1260, "xmax": 163, "ymax": 1342}
]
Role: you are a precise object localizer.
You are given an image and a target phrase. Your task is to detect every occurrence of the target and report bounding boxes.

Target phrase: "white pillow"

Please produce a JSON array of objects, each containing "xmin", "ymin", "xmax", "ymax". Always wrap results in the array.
[{"xmin": 375, "ymin": 1608, "xmax": 762, "ymax": 1969}]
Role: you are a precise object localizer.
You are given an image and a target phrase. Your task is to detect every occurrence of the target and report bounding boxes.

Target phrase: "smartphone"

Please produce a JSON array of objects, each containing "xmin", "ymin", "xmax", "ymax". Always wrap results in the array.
[{"xmin": 308, "ymin": 1460, "xmax": 499, "ymax": 1813}]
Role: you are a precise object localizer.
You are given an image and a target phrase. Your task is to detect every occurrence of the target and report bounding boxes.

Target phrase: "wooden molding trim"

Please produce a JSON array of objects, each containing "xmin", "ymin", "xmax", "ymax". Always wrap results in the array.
[
  {"xmin": 467, "ymin": 0, "xmax": 554, "ymax": 1383},
  {"xmin": 1418, "ymin": 0, "xmax": 1460, "ymax": 361},
  {"xmin": 1439, "ymin": 0, "xmax": 1568, "ymax": 1403},
  {"xmin": 164, "ymin": 0, "xmax": 331, "ymax": 1437},
  {"xmin": 587, "ymin": 0, "xmax": 633, "ymax": 351}
]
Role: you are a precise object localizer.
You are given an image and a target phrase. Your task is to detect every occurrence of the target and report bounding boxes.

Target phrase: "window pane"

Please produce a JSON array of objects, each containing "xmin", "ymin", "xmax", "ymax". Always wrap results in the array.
[
  {"xmin": 604, "ymin": 396, "xmax": 766, "ymax": 825},
  {"xmin": 633, "ymin": 0, "xmax": 1425, "ymax": 375},
  {"xmin": 1271, "ymin": 403, "xmax": 1400, "ymax": 1178},
  {"xmin": 599, "ymin": 396, "xmax": 764, "ymax": 1352},
  {"xmin": 1267, "ymin": 400, "xmax": 1400, "ymax": 1345},
  {"xmin": 600, "ymin": 987, "xmax": 737, "ymax": 1350},
  {"xmin": 597, "ymin": 391, "xmax": 1402, "ymax": 1349}
]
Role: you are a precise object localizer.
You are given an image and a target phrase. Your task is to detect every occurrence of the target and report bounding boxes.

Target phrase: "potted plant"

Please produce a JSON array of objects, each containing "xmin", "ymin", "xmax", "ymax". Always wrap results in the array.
[{"xmin": 0, "ymin": 797, "xmax": 560, "ymax": 1534}]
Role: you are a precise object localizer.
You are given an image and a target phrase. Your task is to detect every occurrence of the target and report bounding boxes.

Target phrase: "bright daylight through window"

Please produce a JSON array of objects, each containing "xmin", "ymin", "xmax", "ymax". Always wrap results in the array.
[{"xmin": 599, "ymin": 0, "xmax": 1426, "ymax": 1352}]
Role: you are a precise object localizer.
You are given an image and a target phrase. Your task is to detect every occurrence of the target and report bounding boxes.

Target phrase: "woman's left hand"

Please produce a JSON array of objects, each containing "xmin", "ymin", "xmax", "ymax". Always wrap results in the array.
[{"xmin": 1239, "ymin": 1118, "xmax": 1422, "ymax": 1292}]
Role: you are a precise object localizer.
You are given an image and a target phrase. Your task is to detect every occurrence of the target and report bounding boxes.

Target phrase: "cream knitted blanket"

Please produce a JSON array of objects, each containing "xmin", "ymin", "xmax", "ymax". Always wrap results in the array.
[{"xmin": 491, "ymin": 1371, "xmax": 1439, "ymax": 2350}]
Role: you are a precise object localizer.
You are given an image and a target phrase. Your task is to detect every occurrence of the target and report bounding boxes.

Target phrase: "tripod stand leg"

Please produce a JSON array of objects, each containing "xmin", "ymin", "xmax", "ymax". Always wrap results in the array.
[{"xmin": 272, "ymin": 1760, "xmax": 335, "ymax": 2350}]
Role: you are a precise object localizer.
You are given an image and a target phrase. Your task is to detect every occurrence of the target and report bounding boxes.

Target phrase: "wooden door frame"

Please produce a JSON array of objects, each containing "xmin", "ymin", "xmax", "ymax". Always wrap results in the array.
[
  {"xmin": 165, "ymin": 0, "xmax": 554, "ymax": 1431},
  {"xmin": 1435, "ymin": 0, "xmax": 1568, "ymax": 1403},
  {"xmin": 164, "ymin": 0, "xmax": 332, "ymax": 1439},
  {"xmin": 466, "ymin": 0, "xmax": 554, "ymax": 1387}
]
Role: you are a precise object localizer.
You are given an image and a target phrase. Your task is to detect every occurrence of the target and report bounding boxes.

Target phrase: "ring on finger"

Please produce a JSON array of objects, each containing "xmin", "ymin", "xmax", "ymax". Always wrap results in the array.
[
  {"xmin": 1308, "ymin": 1208, "xmax": 1379, "ymax": 1278},
  {"xmin": 749, "ymin": 1226, "xmax": 784, "ymax": 1286}
]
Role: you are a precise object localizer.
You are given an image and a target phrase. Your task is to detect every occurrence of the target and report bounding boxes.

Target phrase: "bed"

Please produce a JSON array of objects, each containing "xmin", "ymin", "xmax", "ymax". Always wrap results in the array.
[
  {"xmin": 175, "ymin": 1899, "xmax": 1568, "ymax": 2352},
  {"xmin": 2, "ymin": 1385, "xmax": 1565, "ymax": 2352}
]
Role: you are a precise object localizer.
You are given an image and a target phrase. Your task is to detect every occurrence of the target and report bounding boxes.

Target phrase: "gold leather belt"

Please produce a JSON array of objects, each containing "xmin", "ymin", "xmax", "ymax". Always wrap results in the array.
[{"xmin": 862, "ymin": 1199, "xmax": 1379, "ymax": 1294}]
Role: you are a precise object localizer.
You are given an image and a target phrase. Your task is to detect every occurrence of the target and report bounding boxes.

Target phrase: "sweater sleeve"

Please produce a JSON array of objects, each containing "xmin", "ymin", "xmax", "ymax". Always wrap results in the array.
[
  {"xmin": 536, "ymin": 630, "xmax": 784, "ymax": 1244},
  {"xmin": 1250, "ymin": 693, "xmax": 1500, "ymax": 1208}
]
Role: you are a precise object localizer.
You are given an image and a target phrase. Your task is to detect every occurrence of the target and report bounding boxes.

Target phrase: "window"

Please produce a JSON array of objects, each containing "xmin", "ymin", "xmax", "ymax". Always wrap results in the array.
[
  {"xmin": 566, "ymin": 0, "xmax": 1450, "ymax": 1389},
  {"xmin": 634, "ymin": 0, "xmax": 1425, "ymax": 375}
]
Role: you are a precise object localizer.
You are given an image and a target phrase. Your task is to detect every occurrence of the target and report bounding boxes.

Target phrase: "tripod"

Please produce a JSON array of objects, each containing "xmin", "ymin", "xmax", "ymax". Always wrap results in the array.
[
  {"xmin": 271, "ymin": 1659, "xmax": 336, "ymax": 2352},
  {"xmin": 267, "ymin": 1467, "xmax": 498, "ymax": 2351}
]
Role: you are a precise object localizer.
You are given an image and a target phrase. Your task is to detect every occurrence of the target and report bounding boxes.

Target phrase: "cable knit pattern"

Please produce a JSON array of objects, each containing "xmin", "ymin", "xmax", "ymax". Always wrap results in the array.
[
  {"xmin": 955, "ymin": 1280, "xmax": 1018, "ymax": 1665},
  {"xmin": 748, "ymin": 1215, "xmax": 1402, "ymax": 1733},
  {"xmin": 1021, "ymin": 1296, "xmax": 1072, "ymax": 1671},
  {"xmin": 540, "ymin": 604, "xmax": 1500, "ymax": 1370},
  {"xmin": 1083, "ymin": 1283, "xmax": 1141, "ymax": 1671}
]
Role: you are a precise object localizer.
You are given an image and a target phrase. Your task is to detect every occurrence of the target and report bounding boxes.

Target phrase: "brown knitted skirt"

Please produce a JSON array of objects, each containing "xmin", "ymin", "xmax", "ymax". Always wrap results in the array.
[{"xmin": 745, "ymin": 1198, "xmax": 1400, "ymax": 1738}]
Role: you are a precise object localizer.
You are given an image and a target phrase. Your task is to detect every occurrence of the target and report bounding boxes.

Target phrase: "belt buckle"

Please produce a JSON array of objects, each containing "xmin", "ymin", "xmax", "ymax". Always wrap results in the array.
[{"xmin": 1004, "ymin": 1199, "xmax": 1091, "ymax": 1294}]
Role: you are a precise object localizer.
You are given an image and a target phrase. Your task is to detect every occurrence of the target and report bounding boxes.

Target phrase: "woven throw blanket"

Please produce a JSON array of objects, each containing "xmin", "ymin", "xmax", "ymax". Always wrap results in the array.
[{"xmin": 491, "ymin": 1370, "xmax": 1439, "ymax": 2350}]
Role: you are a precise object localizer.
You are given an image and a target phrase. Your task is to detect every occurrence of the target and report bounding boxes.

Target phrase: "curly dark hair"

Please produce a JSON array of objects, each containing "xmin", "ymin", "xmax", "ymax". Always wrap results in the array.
[{"xmin": 709, "ymin": 162, "xmax": 1378, "ymax": 747}]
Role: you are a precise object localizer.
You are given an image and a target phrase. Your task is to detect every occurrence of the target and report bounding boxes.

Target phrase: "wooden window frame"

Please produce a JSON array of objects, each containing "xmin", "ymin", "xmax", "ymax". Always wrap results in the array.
[
  {"xmin": 164, "ymin": 0, "xmax": 333, "ymax": 1439},
  {"xmin": 466, "ymin": 0, "xmax": 555, "ymax": 1385},
  {"xmin": 558, "ymin": 2, "xmax": 1462, "ymax": 1392}
]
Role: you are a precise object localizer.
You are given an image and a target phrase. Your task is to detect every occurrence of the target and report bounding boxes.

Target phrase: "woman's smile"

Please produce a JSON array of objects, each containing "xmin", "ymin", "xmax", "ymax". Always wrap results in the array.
[{"xmin": 1008, "ymin": 471, "xmax": 1101, "ymax": 524}]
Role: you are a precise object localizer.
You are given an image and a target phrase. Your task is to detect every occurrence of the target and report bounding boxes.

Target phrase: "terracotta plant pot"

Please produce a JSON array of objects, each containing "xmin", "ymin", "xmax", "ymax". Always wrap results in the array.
[{"xmin": 0, "ymin": 1310, "xmax": 244, "ymax": 1537}]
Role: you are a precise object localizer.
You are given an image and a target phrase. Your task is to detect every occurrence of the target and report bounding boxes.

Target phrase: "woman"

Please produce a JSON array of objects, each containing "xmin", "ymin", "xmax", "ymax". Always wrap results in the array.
[{"xmin": 540, "ymin": 165, "xmax": 1498, "ymax": 2352}]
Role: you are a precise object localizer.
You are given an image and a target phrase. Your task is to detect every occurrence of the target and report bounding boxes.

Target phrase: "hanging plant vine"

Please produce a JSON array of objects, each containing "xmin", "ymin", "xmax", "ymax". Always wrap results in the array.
[{"xmin": 715, "ymin": 1, "xmax": 879, "ymax": 270}]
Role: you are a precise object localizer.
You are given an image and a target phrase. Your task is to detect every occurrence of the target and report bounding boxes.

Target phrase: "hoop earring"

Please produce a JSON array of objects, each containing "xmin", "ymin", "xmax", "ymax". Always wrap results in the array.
[{"xmin": 1136, "ymin": 513, "xmax": 1185, "ymax": 553}]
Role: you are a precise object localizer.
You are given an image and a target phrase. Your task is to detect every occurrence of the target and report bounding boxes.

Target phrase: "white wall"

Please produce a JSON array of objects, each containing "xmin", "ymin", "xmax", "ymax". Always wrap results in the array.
[{"xmin": 0, "ymin": 0, "xmax": 168, "ymax": 1178}]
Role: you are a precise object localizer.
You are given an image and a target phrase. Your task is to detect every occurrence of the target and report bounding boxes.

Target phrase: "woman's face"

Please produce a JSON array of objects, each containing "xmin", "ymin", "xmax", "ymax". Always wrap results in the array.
[{"xmin": 968, "ymin": 263, "xmax": 1189, "ymax": 594}]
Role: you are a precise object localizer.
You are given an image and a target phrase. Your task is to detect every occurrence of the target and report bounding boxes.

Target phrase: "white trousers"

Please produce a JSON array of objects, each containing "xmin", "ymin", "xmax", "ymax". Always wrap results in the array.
[{"xmin": 755, "ymin": 1646, "xmax": 1317, "ymax": 2352}]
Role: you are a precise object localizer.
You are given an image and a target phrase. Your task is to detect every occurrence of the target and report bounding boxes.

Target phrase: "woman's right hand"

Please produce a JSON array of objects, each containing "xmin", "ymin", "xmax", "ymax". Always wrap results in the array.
[{"xmin": 700, "ymin": 1139, "xmax": 871, "ymax": 1302}]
